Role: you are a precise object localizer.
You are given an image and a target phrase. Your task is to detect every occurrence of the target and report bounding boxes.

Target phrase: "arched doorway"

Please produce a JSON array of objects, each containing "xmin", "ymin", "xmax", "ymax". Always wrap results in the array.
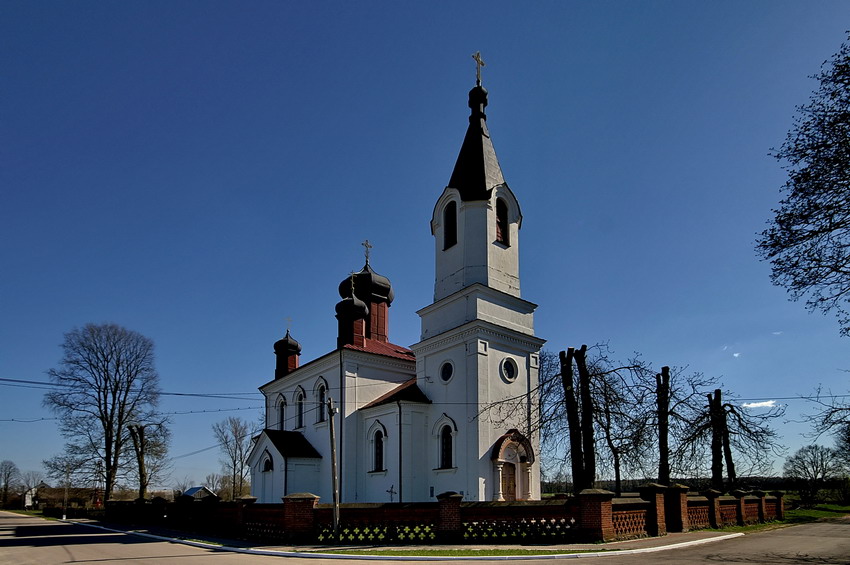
[{"xmin": 490, "ymin": 429, "xmax": 535, "ymax": 501}]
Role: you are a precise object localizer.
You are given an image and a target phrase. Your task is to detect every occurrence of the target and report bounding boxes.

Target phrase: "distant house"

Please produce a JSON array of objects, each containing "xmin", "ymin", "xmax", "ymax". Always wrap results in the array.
[{"xmin": 183, "ymin": 486, "xmax": 219, "ymax": 501}]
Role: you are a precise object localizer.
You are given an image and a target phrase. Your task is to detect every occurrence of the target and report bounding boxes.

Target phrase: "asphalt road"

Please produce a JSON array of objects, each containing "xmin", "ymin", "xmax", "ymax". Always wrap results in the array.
[{"xmin": 1, "ymin": 510, "xmax": 849, "ymax": 564}]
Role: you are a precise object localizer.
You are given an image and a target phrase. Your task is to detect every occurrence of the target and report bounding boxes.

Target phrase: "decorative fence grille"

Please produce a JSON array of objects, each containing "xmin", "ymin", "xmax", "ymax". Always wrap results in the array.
[
  {"xmin": 719, "ymin": 503, "xmax": 738, "ymax": 526},
  {"xmin": 687, "ymin": 502, "xmax": 710, "ymax": 529},
  {"xmin": 317, "ymin": 522, "xmax": 436, "ymax": 544},
  {"xmin": 462, "ymin": 517, "xmax": 577, "ymax": 543},
  {"xmin": 613, "ymin": 509, "xmax": 647, "ymax": 538}
]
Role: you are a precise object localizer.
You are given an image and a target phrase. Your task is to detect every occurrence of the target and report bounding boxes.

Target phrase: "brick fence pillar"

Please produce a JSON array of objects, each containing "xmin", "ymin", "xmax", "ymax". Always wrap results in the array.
[
  {"xmin": 769, "ymin": 491, "xmax": 786, "ymax": 520},
  {"xmin": 731, "ymin": 489, "xmax": 747, "ymax": 526},
  {"xmin": 664, "ymin": 483, "xmax": 689, "ymax": 533},
  {"xmin": 752, "ymin": 490, "xmax": 767, "ymax": 523},
  {"xmin": 236, "ymin": 495, "xmax": 257, "ymax": 536},
  {"xmin": 436, "ymin": 491, "xmax": 464, "ymax": 543},
  {"xmin": 283, "ymin": 493, "xmax": 319, "ymax": 540},
  {"xmin": 701, "ymin": 489, "xmax": 722, "ymax": 529},
  {"xmin": 578, "ymin": 489, "xmax": 615, "ymax": 542},
  {"xmin": 638, "ymin": 483, "xmax": 667, "ymax": 537}
]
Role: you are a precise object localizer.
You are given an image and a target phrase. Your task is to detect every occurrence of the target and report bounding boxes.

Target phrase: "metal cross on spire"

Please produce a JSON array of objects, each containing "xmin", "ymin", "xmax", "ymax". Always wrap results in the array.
[
  {"xmin": 472, "ymin": 51, "xmax": 485, "ymax": 86},
  {"xmin": 284, "ymin": 316, "xmax": 292, "ymax": 332},
  {"xmin": 362, "ymin": 239, "xmax": 373, "ymax": 264}
]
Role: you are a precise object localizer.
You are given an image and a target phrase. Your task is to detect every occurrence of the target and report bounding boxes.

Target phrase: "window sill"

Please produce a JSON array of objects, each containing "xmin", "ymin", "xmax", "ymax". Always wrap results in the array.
[
  {"xmin": 433, "ymin": 467, "xmax": 457, "ymax": 474},
  {"xmin": 368, "ymin": 469, "xmax": 388, "ymax": 476}
]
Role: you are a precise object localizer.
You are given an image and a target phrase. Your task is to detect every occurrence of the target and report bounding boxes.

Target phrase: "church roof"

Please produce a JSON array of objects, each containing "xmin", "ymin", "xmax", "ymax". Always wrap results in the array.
[
  {"xmin": 264, "ymin": 429, "xmax": 322, "ymax": 459},
  {"xmin": 343, "ymin": 339, "xmax": 415, "ymax": 361},
  {"xmin": 447, "ymin": 84, "xmax": 507, "ymax": 201},
  {"xmin": 360, "ymin": 377, "xmax": 431, "ymax": 409}
]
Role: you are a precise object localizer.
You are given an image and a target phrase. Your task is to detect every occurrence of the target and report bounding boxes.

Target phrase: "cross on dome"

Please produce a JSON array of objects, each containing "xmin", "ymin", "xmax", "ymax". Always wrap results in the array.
[
  {"xmin": 362, "ymin": 239, "xmax": 373, "ymax": 264},
  {"xmin": 472, "ymin": 51, "xmax": 485, "ymax": 86}
]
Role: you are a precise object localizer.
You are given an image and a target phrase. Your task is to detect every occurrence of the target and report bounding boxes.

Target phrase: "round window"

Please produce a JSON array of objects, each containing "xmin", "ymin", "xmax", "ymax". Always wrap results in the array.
[
  {"xmin": 500, "ymin": 357, "xmax": 518, "ymax": 383},
  {"xmin": 440, "ymin": 362, "xmax": 454, "ymax": 383}
]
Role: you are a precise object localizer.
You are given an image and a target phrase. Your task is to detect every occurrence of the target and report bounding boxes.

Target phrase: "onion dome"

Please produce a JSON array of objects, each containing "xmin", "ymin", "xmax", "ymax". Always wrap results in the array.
[
  {"xmin": 273, "ymin": 329, "xmax": 301, "ymax": 355},
  {"xmin": 335, "ymin": 293, "xmax": 369, "ymax": 320},
  {"xmin": 338, "ymin": 262, "xmax": 394, "ymax": 305}
]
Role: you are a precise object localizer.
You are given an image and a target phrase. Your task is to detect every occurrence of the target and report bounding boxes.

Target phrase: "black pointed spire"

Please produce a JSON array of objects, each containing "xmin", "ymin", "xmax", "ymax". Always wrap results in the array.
[{"xmin": 447, "ymin": 83, "xmax": 506, "ymax": 201}]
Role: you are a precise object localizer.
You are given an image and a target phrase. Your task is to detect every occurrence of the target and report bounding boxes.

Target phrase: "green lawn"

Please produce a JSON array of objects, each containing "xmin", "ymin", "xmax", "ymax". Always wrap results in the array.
[{"xmin": 312, "ymin": 548, "xmax": 613, "ymax": 557}]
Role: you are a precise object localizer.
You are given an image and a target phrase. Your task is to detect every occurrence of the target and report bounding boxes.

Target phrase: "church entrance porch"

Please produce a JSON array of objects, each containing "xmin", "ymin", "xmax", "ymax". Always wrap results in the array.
[{"xmin": 490, "ymin": 429, "xmax": 535, "ymax": 501}]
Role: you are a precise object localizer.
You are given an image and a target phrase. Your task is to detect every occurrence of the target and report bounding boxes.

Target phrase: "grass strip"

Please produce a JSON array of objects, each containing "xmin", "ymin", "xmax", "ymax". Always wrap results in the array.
[{"xmin": 312, "ymin": 548, "xmax": 613, "ymax": 557}]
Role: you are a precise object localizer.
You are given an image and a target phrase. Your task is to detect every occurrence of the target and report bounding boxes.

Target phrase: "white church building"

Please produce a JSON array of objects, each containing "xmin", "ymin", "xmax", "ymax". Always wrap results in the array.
[{"xmin": 247, "ymin": 77, "xmax": 545, "ymax": 503}]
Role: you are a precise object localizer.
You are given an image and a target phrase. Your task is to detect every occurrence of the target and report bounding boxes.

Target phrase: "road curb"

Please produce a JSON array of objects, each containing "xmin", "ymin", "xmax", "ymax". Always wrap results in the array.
[{"xmin": 69, "ymin": 520, "xmax": 745, "ymax": 560}]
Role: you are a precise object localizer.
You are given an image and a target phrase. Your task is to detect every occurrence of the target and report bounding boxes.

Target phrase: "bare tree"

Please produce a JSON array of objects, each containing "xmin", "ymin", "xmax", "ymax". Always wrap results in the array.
[
  {"xmin": 638, "ymin": 367, "xmax": 717, "ymax": 483},
  {"xmin": 17, "ymin": 470, "xmax": 44, "ymax": 509},
  {"xmin": 204, "ymin": 472, "xmax": 224, "ymax": 497},
  {"xmin": 803, "ymin": 385, "xmax": 850, "ymax": 442},
  {"xmin": 0, "ymin": 460, "xmax": 20, "ymax": 508},
  {"xmin": 683, "ymin": 388, "xmax": 785, "ymax": 491},
  {"xmin": 784, "ymin": 444, "xmax": 847, "ymax": 505},
  {"xmin": 44, "ymin": 323, "xmax": 163, "ymax": 499},
  {"xmin": 756, "ymin": 34, "xmax": 850, "ymax": 337},
  {"xmin": 542, "ymin": 346, "xmax": 651, "ymax": 494},
  {"xmin": 836, "ymin": 422, "xmax": 850, "ymax": 465},
  {"xmin": 212, "ymin": 417, "xmax": 252, "ymax": 501},
  {"xmin": 590, "ymin": 361, "xmax": 654, "ymax": 495},
  {"xmin": 174, "ymin": 475, "xmax": 194, "ymax": 497},
  {"xmin": 128, "ymin": 420, "xmax": 171, "ymax": 500}
]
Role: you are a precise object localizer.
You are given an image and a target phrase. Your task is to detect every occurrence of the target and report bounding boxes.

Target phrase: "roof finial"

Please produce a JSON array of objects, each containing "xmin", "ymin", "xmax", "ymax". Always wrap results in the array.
[
  {"xmin": 361, "ymin": 239, "xmax": 373, "ymax": 265},
  {"xmin": 472, "ymin": 51, "xmax": 485, "ymax": 86},
  {"xmin": 284, "ymin": 316, "xmax": 292, "ymax": 333}
]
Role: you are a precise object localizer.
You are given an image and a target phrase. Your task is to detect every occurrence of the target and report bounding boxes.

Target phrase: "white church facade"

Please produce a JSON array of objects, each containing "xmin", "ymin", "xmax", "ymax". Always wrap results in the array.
[{"xmin": 247, "ymin": 78, "xmax": 545, "ymax": 503}]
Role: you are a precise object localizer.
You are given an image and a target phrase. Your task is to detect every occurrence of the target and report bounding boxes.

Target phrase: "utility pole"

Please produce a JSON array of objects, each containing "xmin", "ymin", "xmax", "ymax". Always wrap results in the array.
[{"xmin": 327, "ymin": 397, "xmax": 340, "ymax": 538}]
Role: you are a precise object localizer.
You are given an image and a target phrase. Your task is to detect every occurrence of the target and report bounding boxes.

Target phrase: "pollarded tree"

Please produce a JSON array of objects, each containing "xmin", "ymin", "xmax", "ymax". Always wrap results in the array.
[
  {"xmin": 757, "ymin": 34, "xmax": 850, "ymax": 337},
  {"xmin": 44, "ymin": 323, "xmax": 163, "ymax": 499}
]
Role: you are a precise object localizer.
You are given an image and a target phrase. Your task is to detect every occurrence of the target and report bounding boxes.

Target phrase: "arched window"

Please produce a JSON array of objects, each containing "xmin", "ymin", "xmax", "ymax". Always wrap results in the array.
[
  {"xmin": 295, "ymin": 391, "xmax": 304, "ymax": 428},
  {"xmin": 262, "ymin": 457, "xmax": 273, "ymax": 472},
  {"xmin": 277, "ymin": 397, "xmax": 286, "ymax": 431},
  {"xmin": 443, "ymin": 201, "xmax": 457, "ymax": 250},
  {"xmin": 496, "ymin": 198, "xmax": 509, "ymax": 245},
  {"xmin": 373, "ymin": 429, "xmax": 385, "ymax": 472},
  {"xmin": 316, "ymin": 384, "xmax": 327, "ymax": 423},
  {"xmin": 439, "ymin": 425, "xmax": 453, "ymax": 469}
]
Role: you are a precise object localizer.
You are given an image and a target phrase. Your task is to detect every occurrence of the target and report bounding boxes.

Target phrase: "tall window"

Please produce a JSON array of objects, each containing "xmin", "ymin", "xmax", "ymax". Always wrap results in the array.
[
  {"xmin": 296, "ymin": 391, "xmax": 304, "ymax": 428},
  {"xmin": 496, "ymin": 198, "xmax": 509, "ymax": 245},
  {"xmin": 317, "ymin": 384, "xmax": 327, "ymax": 422},
  {"xmin": 443, "ymin": 201, "xmax": 457, "ymax": 250},
  {"xmin": 373, "ymin": 430, "xmax": 384, "ymax": 471},
  {"xmin": 277, "ymin": 398, "xmax": 286, "ymax": 430},
  {"xmin": 439, "ymin": 425, "xmax": 453, "ymax": 469}
]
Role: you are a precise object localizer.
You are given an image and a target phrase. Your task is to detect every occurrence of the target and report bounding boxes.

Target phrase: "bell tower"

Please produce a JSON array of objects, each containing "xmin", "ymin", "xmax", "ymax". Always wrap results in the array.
[
  {"xmin": 412, "ymin": 62, "xmax": 544, "ymax": 501},
  {"xmin": 431, "ymin": 82, "xmax": 522, "ymax": 303}
]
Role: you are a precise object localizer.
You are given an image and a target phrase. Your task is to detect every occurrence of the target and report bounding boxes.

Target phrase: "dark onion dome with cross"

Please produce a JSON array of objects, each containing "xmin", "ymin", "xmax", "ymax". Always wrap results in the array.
[
  {"xmin": 273, "ymin": 329, "xmax": 301, "ymax": 356},
  {"xmin": 273, "ymin": 329, "xmax": 302, "ymax": 380},
  {"xmin": 447, "ymin": 52, "xmax": 507, "ymax": 202},
  {"xmin": 338, "ymin": 261, "xmax": 394, "ymax": 306},
  {"xmin": 335, "ymin": 282, "xmax": 370, "ymax": 320}
]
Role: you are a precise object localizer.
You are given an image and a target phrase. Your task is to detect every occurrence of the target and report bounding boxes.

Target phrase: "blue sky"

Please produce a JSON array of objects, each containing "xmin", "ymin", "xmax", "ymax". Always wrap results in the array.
[{"xmin": 2, "ymin": 1, "xmax": 849, "ymax": 489}]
